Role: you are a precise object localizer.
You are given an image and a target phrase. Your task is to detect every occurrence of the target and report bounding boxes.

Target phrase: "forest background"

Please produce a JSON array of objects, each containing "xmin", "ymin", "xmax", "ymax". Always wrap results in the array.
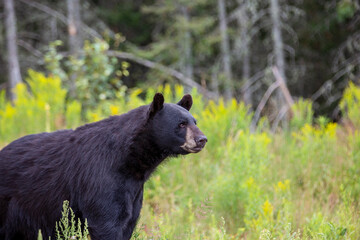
[
  {"xmin": 1, "ymin": 0, "xmax": 360, "ymax": 239},
  {"xmin": 1, "ymin": 0, "xmax": 359, "ymax": 117}
]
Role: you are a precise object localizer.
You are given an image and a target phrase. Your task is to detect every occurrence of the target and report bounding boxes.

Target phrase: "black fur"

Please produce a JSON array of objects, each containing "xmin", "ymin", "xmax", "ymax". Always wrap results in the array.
[{"xmin": 0, "ymin": 93, "xmax": 206, "ymax": 240}]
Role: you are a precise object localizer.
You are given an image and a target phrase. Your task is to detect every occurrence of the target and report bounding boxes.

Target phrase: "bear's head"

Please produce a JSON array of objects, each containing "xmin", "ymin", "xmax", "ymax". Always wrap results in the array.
[{"xmin": 147, "ymin": 93, "xmax": 207, "ymax": 155}]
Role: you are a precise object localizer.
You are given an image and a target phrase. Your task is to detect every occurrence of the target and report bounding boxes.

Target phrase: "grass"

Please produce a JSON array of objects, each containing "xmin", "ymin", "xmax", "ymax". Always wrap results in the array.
[{"xmin": 0, "ymin": 71, "xmax": 359, "ymax": 239}]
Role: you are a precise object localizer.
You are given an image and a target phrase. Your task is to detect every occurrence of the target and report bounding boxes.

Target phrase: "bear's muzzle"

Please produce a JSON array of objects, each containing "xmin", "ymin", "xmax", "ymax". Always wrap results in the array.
[{"xmin": 181, "ymin": 125, "xmax": 207, "ymax": 153}]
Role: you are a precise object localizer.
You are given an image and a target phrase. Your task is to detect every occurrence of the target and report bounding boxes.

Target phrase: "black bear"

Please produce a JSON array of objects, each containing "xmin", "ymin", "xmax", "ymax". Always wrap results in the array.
[{"xmin": 0, "ymin": 93, "xmax": 207, "ymax": 240}]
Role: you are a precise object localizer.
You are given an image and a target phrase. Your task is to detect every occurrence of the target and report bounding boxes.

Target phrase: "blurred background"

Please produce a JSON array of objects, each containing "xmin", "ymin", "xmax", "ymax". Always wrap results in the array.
[
  {"xmin": 1, "ymin": 0, "xmax": 359, "ymax": 120},
  {"xmin": 1, "ymin": 1, "xmax": 360, "ymax": 239}
]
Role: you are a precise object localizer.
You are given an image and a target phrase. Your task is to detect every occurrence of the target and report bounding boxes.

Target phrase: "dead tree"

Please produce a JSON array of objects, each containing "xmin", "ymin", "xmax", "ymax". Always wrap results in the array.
[
  {"xmin": 180, "ymin": 5, "xmax": 194, "ymax": 93},
  {"xmin": 235, "ymin": 1, "xmax": 252, "ymax": 105},
  {"xmin": 4, "ymin": 0, "xmax": 22, "ymax": 101},
  {"xmin": 217, "ymin": 0, "xmax": 233, "ymax": 100},
  {"xmin": 270, "ymin": 0, "xmax": 288, "ymax": 120},
  {"xmin": 66, "ymin": 0, "xmax": 82, "ymax": 98}
]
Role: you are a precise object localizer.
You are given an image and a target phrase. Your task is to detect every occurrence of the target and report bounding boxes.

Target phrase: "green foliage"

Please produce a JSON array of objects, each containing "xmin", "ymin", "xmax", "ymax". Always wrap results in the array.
[
  {"xmin": 37, "ymin": 201, "xmax": 89, "ymax": 240},
  {"xmin": 340, "ymin": 81, "xmax": 360, "ymax": 128},
  {"xmin": 135, "ymin": 0, "xmax": 219, "ymax": 88},
  {"xmin": 199, "ymin": 99, "xmax": 252, "ymax": 154},
  {"xmin": 290, "ymin": 98, "xmax": 313, "ymax": 130},
  {"xmin": 2, "ymin": 74, "xmax": 360, "ymax": 239},
  {"xmin": 44, "ymin": 39, "xmax": 129, "ymax": 111},
  {"xmin": 44, "ymin": 41, "xmax": 67, "ymax": 81},
  {"xmin": 37, "ymin": 230, "xmax": 44, "ymax": 240},
  {"xmin": 336, "ymin": 0, "xmax": 357, "ymax": 22},
  {"xmin": 212, "ymin": 131, "xmax": 272, "ymax": 231},
  {"xmin": 0, "ymin": 70, "xmax": 78, "ymax": 143},
  {"xmin": 54, "ymin": 200, "xmax": 89, "ymax": 240},
  {"xmin": 97, "ymin": 4, "xmax": 153, "ymax": 45},
  {"xmin": 65, "ymin": 101, "xmax": 82, "ymax": 129}
]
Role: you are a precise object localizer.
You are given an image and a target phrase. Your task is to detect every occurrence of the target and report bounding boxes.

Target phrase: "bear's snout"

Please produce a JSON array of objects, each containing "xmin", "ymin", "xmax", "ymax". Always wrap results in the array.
[
  {"xmin": 180, "ymin": 124, "xmax": 207, "ymax": 153},
  {"xmin": 195, "ymin": 135, "xmax": 207, "ymax": 148}
]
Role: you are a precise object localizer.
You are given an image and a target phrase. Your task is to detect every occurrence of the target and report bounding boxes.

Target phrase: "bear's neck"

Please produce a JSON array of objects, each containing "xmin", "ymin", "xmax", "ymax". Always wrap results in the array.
[{"xmin": 120, "ymin": 129, "xmax": 171, "ymax": 182}]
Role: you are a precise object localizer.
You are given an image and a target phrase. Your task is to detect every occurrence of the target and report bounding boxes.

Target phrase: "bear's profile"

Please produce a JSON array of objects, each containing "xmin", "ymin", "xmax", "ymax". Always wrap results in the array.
[{"xmin": 0, "ymin": 93, "xmax": 207, "ymax": 240}]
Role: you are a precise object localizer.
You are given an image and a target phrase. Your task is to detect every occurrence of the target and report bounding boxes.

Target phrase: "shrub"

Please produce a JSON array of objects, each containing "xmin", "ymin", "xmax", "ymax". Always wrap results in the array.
[
  {"xmin": 290, "ymin": 98, "xmax": 313, "ymax": 130},
  {"xmin": 37, "ymin": 201, "xmax": 89, "ymax": 240},
  {"xmin": 2, "ymin": 72, "xmax": 360, "ymax": 240},
  {"xmin": 0, "ymin": 70, "xmax": 80, "ymax": 143},
  {"xmin": 340, "ymin": 81, "xmax": 360, "ymax": 128},
  {"xmin": 44, "ymin": 39, "xmax": 129, "ymax": 111}
]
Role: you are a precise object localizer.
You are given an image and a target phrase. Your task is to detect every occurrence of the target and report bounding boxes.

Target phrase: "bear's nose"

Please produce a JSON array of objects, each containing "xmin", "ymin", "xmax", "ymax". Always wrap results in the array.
[{"xmin": 195, "ymin": 135, "xmax": 207, "ymax": 148}]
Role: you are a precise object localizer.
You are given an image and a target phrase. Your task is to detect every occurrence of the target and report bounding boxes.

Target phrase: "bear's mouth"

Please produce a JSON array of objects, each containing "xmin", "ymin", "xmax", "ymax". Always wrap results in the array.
[{"xmin": 182, "ymin": 145, "xmax": 204, "ymax": 153}]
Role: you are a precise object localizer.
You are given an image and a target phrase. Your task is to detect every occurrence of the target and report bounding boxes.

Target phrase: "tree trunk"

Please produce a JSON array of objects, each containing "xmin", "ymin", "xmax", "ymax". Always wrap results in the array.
[
  {"xmin": 217, "ymin": 0, "xmax": 233, "ymax": 100},
  {"xmin": 236, "ymin": 2, "xmax": 252, "ymax": 105},
  {"xmin": 180, "ymin": 5, "xmax": 193, "ymax": 93},
  {"xmin": 211, "ymin": 66, "xmax": 220, "ymax": 98},
  {"xmin": 4, "ymin": 0, "xmax": 22, "ymax": 101},
  {"xmin": 66, "ymin": 0, "xmax": 82, "ymax": 98},
  {"xmin": 242, "ymin": 45, "xmax": 251, "ymax": 104},
  {"xmin": 270, "ymin": 0, "xmax": 287, "ymax": 108},
  {"xmin": 67, "ymin": 0, "xmax": 82, "ymax": 54},
  {"xmin": 50, "ymin": 16, "xmax": 58, "ymax": 41}
]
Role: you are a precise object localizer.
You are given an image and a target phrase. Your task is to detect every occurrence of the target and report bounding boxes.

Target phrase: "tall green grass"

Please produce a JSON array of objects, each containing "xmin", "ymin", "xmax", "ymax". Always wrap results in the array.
[{"xmin": 0, "ymin": 71, "xmax": 359, "ymax": 239}]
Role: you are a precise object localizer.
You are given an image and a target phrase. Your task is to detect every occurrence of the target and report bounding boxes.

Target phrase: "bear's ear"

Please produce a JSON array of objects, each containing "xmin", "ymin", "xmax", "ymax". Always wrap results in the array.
[
  {"xmin": 177, "ymin": 94, "xmax": 192, "ymax": 111},
  {"xmin": 149, "ymin": 93, "xmax": 164, "ymax": 118}
]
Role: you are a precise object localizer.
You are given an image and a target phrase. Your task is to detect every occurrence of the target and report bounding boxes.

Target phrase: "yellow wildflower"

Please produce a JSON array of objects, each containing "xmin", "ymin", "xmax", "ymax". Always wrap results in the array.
[
  {"xmin": 276, "ymin": 179, "xmax": 290, "ymax": 192},
  {"xmin": 325, "ymin": 122, "xmax": 337, "ymax": 138},
  {"xmin": 90, "ymin": 113, "xmax": 100, "ymax": 122},
  {"xmin": 110, "ymin": 105, "xmax": 120, "ymax": 115},
  {"xmin": 262, "ymin": 200, "xmax": 274, "ymax": 217},
  {"xmin": 245, "ymin": 177, "xmax": 255, "ymax": 189}
]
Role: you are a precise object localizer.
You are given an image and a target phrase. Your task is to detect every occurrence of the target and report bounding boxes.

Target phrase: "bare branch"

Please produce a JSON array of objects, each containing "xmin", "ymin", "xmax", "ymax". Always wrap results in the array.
[
  {"xmin": 250, "ymin": 81, "xmax": 280, "ymax": 132},
  {"xmin": 271, "ymin": 105, "xmax": 289, "ymax": 132},
  {"xmin": 17, "ymin": 39, "xmax": 43, "ymax": 58},
  {"xmin": 272, "ymin": 66, "xmax": 294, "ymax": 107},
  {"xmin": 19, "ymin": 0, "xmax": 67, "ymax": 23},
  {"xmin": 19, "ymin": 0, "xmax": 102, "ymax": 39},
  {"xmin": 242, "ymin": 69, "xmax": 266, "ymax": 92},
  {"xmin": 311, "ymin": 80, "xmax": 333, "ymax": 101},
  {"xmin": 106, "ymin": 50, "xmax": 217, "ymax": 99},
  {"xmin": 247, "ymin": 81, "xmax": 262, "ymax": 96},
  {"xmin": 332, "ymin": 32, "xmax": 360, "ymax": 72},
  {"xmin": 250, "ymin": 66, "xmax": 294, "ymax": 131}
]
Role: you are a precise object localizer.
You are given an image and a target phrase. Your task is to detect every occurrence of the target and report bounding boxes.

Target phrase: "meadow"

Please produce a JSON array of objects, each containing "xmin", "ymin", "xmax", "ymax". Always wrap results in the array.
[{"xmin": 0, "ymin": 71, "xmax": 359, "ymax": 239}]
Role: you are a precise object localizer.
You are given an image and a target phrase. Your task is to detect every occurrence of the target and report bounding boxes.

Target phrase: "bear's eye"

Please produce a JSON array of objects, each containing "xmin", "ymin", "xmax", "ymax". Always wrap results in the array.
[{"xmin": 179, "ymin": 122, "xmax": 187, "ymax": 128}]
